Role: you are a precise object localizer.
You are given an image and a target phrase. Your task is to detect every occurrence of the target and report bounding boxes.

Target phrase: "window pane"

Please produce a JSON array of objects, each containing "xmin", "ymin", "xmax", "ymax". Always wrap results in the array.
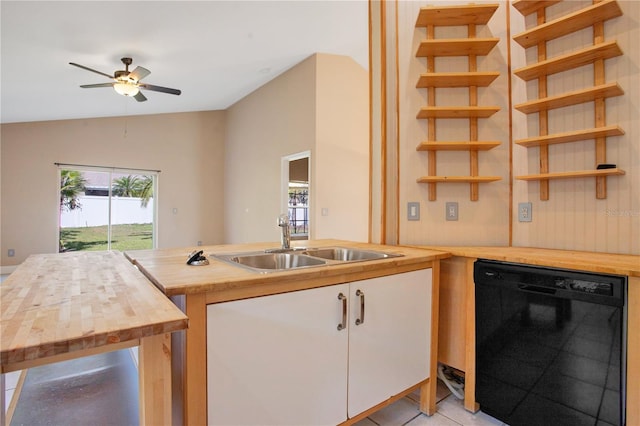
[{"xmin": 110, "ymin": 172, "xmax": 154, "ymax": 251}]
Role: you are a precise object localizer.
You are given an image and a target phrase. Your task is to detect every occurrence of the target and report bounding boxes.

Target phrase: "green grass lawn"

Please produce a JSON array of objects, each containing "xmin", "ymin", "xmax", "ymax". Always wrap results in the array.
[{"xmin": 60, "ymin": 223, "xmax": 153, "ymax": 252}]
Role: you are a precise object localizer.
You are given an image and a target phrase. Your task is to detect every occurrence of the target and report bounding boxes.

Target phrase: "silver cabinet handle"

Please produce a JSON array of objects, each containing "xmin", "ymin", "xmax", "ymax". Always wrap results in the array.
[
  {"xmin": 355, "ymin": 289, "xmax": 365, "ymax": 325},
  {"xmin": 337, "ymin": 293, "xmax": 347, "ymax": 331}
]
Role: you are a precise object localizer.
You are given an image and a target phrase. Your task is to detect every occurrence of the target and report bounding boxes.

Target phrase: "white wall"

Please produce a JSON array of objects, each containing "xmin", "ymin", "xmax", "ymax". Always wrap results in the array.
[{"xmin": 1, "ymin": 111, "xmax": 226, "ymax": 266}]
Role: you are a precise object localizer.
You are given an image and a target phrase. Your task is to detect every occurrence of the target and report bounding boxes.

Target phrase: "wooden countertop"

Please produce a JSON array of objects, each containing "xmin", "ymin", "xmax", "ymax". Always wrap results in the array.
[
  {"xmin": 126, "ymin": 239, "xmax": 449, "ymax": 299},
  {"xmin": 0, "ymin": 251, "xmax": 189, "ymax": 369},
  {"xmin": 422, "ymin": 246, "xmax": 640, "ymax": 277}
]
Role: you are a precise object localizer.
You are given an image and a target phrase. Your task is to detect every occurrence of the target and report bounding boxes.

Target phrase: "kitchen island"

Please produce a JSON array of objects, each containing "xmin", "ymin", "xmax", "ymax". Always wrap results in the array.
[
  {"xmin": 126, "ymin": 239, "xmax": 449, "ymax": 425},
  {"xmin": 0, "ymin": 251, "xmax": 189, "ymax": 426}
]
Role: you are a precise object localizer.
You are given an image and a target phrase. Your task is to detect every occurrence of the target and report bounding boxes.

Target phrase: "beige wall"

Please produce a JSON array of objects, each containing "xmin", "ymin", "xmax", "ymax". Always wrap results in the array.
[
  {"xmin": 224, "ymin": 53, "xmax": 369, "ymax": 244},
  {"xmin": 0, "ymin": 111, "xmax": 226, "ymax": 267},
  {"xmin": 375, "ymin": 0, "xmax": 639, "ymax": 254}
]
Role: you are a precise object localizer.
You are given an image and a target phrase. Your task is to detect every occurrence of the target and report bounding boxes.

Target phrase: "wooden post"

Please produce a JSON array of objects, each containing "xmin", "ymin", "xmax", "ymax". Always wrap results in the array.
[{"xmin": 139, "ymin": 333, "xmax": 172, "ymax": 426}]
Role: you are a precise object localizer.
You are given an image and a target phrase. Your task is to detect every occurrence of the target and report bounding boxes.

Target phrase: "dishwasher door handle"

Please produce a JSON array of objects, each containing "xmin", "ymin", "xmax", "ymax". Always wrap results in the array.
[{"xmin": 517, "ymin": 284, "xmax": 557, "ymax": 295}]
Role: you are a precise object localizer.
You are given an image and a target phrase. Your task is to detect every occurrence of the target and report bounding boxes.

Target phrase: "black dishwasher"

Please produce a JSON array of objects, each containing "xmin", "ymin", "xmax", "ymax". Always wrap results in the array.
[{"xmin": 474, "ymin": 259, "xmax": 627, "ymax": 426}]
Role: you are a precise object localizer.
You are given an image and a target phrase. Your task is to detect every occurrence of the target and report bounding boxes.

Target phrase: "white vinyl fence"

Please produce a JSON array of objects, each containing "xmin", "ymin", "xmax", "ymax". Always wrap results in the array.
[{"xmin": 60, "ymin": 196, "xmax": 154, "ymax": 228}]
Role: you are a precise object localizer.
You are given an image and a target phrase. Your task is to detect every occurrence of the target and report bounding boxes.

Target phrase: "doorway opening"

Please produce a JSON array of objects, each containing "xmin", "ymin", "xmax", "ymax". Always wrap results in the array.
[
  {"xmin": 58, "ymin": 165, "xmax": 157, "ymax": 252},
  {"xmin": 282, "ymin": 152, "xmax": 310, "ymax": 241}
]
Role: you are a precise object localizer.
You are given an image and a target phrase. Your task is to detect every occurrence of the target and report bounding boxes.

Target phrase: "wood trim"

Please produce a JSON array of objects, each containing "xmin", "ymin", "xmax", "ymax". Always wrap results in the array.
[
  {"xmin": 184, "ymin": 293, "xmax": 207, "ymax": 426},
  {"xmin": 368, "ymin": 0, "xmax": 373, "ymax": 244},
  {"xmin": 4, "ymin": 370, "xmax": 27, "ymax": 426},
  {"xmin": 0, "ymin": 340, "xmax": 138, "ymax": 374},
  {"xmin": 380, "ymin": 0, "xmax": 387, "ymax": 244},
  {"xmin": 506, "ymin": 0, "xmax": 514, "ymax": 247},
  {"xmin": 425, "ymin": 259, "xmax": 441, "ymax": 415},
  {"xmin": 438, "ymin": 258, "xmax": 468, "ymax": 371},
  {"xmin": 627, "ymin": 277, "xmax": 640, "ymax": 426},
  {"xmin": 463, "ymin": 257, "xmax": 479, "ymax": 412},
  {"xmin": 139, "ymin": 333, "xmax": 172, "ymax": 426},
  {"xmin": 394, "ymin": 0, "xmax": 400, "ymax": 245}
]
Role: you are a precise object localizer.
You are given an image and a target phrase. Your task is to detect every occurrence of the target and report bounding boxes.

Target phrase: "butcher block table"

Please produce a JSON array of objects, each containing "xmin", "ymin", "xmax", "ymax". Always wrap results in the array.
[{"xmin": 0, "ymin": 251, "xmax": 189, "ymax": 426}]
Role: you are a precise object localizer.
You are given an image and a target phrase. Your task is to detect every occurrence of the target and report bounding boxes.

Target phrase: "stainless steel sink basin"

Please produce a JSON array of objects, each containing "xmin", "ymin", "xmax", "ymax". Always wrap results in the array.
[
  {"xmin": 301, "ymin": 247, "xmax": 402, "ymax": 262},
  {"xmin": 213, "ymin": 252, "xmax": 326, "ymax": 273}
]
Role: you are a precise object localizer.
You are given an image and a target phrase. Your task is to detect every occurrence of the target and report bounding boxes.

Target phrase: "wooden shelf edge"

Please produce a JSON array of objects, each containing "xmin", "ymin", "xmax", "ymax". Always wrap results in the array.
[
  {"xmin": 514, "ymin": 41, "xmax": 623, "ymax": 81},
  {"xmin": 417, "ymin": 141, "xmax": 501, "ymax": 151},
  {"xmin": 417, "ymin": 176, "xmax": 502, "ymax": 183},
  {"xmin": 416, "ymin": 39, "xmax": 499, "ymax": 57},
  {"xmin": 515, "ymin": 126, "xmax": 625, "ymax": 147},
  {"xmin": 513, "ymin": 0, "xmax": 623, "ymax": 49},
  {"xmin": 417, "ymin": 106, "xmax": 500, "ymax": 119},
  {"xmin": 514, "ymin": 82, "xmax": 624, "ymax": 114},
  {"xmin": 516, "ymin": 168, "xmax": 626, "ymax": 181},
  {"xmin": 416, "ymin": 72, "xmax": 500, "ymax": 88},
  {"xmin": 416, "ymin": 4, "xmax": 499, "ymax": 27},
  {"xmin": 512, "ymin": 0, "xmax": 562, "ymax": 17}
]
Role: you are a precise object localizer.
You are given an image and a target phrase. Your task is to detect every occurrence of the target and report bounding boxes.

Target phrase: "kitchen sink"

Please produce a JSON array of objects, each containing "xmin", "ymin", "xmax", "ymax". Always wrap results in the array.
[
  {"xmin": 301, "ymin": 247, "xmax": 402, "ymax": 262},
  {"xmin": 212, "ymin": 252, "xmax": 326, "ymax": 273},
  {"xmin": 212, "ymin": 247, "xmax": 402, "ymax": 273}
]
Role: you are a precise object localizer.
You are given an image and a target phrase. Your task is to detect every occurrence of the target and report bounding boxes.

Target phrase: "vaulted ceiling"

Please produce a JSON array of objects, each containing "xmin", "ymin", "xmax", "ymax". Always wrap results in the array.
[{"xmin": 0, "ymin": 1, "xmax": 368, "ymax": 124}]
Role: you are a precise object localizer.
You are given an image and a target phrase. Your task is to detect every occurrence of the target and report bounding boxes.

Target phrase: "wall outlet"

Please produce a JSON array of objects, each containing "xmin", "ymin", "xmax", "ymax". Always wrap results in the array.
[
  {"xmin": 8, "ymin": 249, "xmax": 15, "ymax": 257},
  {"xmin": 519, "ymin": 202, "xmax": 532, "ymax": 222},
  {"xmin": 407, "ymin": 202, "xmax": 420, "ymax": 221},
  {"xmin": 446, "ymin": 202, "xmax": 458, "ymax": 221}
]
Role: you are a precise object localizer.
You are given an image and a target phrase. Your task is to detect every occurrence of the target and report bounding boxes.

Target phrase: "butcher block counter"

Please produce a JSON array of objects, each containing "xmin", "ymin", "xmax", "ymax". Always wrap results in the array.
[
  {"xmin": 0, "ymin": 251, "xmax": 189, "ymax": 426},
  {"xmin": 420, "ymin": 246, "xmax": 640, "ymax": 425},
  {"xmin": 125, "ymin": 239, "xmax": 449, "ymax": 425}
]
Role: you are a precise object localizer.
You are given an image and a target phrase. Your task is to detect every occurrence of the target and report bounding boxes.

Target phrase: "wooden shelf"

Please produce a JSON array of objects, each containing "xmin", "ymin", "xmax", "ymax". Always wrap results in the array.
[
  {"xmin": 417, "ymin": 106, "xmax": 500, "ymax": 119},
  {"xmin": 515, "ymin": 126, "xmax": 624, "ymax": 147},
  {"xmin": 513, "ymin": 0, "xmax": 623, "ymax": 49},
  {"xmin": 512, "ymin": 0, "xmax": 561, "ymax": 17},
  {"xmin": 514, "ymin": 82, "xmax": 624, "ymax": 114},
  {"xmin": 417, "ymin": 141, "xmax": 501, "ymax": 151},
  {"xmin": 514, "ymin": 41, "xmax": 623, "ymax": 81},
  {"xmin": 516, "ymin": 168, "xmax": 625, "ymax": 181},
  {"xmin": 416, "ymin": 4, "xmax": 499, "ymax": 27},
  {"xmin": 417, "ymin": 176, "xmax": 502, "ymax": 184},
  {"xmin": 416, "ymin": 39, "xmax": 499, "ymax": 57},
  {"xmin": 416, "ymin": 72, "xmax": 499, "ymax": 88}
]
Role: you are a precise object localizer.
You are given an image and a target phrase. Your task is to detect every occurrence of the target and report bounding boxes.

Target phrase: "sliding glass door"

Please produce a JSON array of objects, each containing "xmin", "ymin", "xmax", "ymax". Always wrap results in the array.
[{"xmin": 58, "ymin": 166, "xmax": 157, "ymax": 252}]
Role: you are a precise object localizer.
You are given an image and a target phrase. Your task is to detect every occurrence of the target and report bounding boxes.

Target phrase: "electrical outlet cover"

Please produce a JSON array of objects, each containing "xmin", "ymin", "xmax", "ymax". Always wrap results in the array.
[
  {"xmin": 445, "ymin": 202, "xmax": 458, "ymax": 221},
  {"xmin": 407, "ymin": 202, "xmax": 420, "ymax": 221},
  {"xmin": 518, "ymin": 202, "xmax": 532, "ymax": 222}
]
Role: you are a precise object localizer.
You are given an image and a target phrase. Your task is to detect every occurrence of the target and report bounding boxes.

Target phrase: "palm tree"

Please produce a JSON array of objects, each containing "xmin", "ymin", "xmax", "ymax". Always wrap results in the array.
[
  {"xmin": 138, "ymin": 175, "xmax": 154, "ymax": 208},
  {"xmin": 112, "ymin": 175, "xmax": 140, "ymax": 197},
  {"xmin": 60, "ymin": 170, "xmax": 87, "ymax": 212}
]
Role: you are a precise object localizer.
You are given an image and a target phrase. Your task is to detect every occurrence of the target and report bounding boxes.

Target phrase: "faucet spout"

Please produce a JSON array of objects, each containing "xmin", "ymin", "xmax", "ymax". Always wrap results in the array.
[{"xmin": 278, "ymin": 214, "xmax": 291, "ymax": 250}]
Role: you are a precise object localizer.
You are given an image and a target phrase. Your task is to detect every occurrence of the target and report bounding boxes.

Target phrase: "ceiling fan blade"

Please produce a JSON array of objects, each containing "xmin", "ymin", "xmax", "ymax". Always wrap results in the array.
[
  {"xmin": 134, "ymin": 91, "xmax": 147, "ymax": 102},
  {"xmin": 69, "ymin": 62, "xmax": 114, "ymax": 79},
  {"xmin": 129, "ymin": 66, "xmax": 151, "ymax": 82},
  {"xmin": 80, "ymin": 83, "xmax": 115, "ymax": 88},
  {"xmin": 139, "ymin": 83, "xmax": 181, "ymax": 96}
]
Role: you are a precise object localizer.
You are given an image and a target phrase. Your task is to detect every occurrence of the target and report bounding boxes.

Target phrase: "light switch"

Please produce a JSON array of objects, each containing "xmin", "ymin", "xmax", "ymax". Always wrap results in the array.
[{"xmin": 407, "ymin": 202, "xmax": 420, "ymax": 221}]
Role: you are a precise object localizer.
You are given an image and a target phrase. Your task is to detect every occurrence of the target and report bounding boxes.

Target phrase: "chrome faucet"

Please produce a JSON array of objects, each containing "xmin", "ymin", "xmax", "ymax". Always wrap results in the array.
[{"xmin": 278, "ymin": 213, "xmax": 291, "ymax": 250}]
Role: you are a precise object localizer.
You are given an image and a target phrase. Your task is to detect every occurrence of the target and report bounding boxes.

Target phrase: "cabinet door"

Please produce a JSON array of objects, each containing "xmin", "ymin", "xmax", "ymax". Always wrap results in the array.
[
  {"xmin": 207, "ymin": 284, "xmax": 349, "ymax": 426},
  {"xmin": 347, "ymin": 269, "xmax": 432, "ymax": 418}
]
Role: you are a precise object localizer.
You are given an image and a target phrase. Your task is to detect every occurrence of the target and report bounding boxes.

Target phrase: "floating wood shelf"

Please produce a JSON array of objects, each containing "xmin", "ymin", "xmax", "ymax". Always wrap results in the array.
[
  {"xmin": 513, "ymin": 41, "xmax": 623, "ymax": 81},
  {"xmin": 416, "ymin": 72, "xmax": 499, "ymax": 88},
  {"xmin": 512, "ymin": 0, "xmax": 562, "ymax": 17},
  {"xmin": 513, "ymin": 0, "xmax": 623, "ymax": 48},
  {"xmin": 417, "ymin": 106, "xmax": 500, "ymax": 119},
  {"xmin": 514, "ymin": 82, "xmax": 624, "ymax": 114},
  {"xmin": 414, "ymin": 3, "xmax": 501, "ymax": 201},
  {"xmin": 417, "ymin": 176, "xmax": 502, "ymax": 184},
  {"xmin": 417, "ymin": 141, "xmax": 501, "ymax": 151},
  {"xmin": 416, "ymin": 39, "xmax": 499, "ymax": 57},
  {"xmin": 416, "ymin": 4, "xmax": 498, "ymax": 26},
  {"xmin": 513, "ymin": 0, "xmax": 624, "ymax": 200},
  {"xmin": 515, "ymin": 126, "xmax": 624, "ymax": 147},
  {"xmin": 516, "ymin": 168, "xmax": 625, "ymax": 181}
]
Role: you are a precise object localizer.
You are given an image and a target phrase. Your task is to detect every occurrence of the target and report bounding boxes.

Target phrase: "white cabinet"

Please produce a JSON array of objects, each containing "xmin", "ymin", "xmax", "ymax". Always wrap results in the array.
[
  {"xmin": 206, "ymin": 269, "xmax": 432, "ymax": 425},
  {"xmin": 347, "ymin": 270, "xmax": 432, "ymax": 417}
]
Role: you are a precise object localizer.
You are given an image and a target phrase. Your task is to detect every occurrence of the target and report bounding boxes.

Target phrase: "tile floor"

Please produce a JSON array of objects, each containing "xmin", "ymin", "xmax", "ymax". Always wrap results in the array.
[{"xmin": 354, "ymin": 381, "xmax": 505, "ymax": 426}]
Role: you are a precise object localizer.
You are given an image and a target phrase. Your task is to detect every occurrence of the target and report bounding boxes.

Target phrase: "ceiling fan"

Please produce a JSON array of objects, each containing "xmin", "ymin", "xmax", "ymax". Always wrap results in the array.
[{"xmin": 69, "ymin": 57, "xmax": 181, "ymax": 102}]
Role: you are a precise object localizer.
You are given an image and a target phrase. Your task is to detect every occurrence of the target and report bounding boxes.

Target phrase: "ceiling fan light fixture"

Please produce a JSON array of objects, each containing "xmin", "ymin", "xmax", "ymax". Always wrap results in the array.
[{"xmin": 114, "ymin": 81, "xmax": 140, "ymax": 97}]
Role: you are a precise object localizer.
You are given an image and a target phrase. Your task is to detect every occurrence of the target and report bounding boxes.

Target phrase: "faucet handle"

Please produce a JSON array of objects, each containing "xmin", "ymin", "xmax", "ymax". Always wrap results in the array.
[{"xmin": 278, "ymin": 213, "xmax": 289, "ymax": 226}]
